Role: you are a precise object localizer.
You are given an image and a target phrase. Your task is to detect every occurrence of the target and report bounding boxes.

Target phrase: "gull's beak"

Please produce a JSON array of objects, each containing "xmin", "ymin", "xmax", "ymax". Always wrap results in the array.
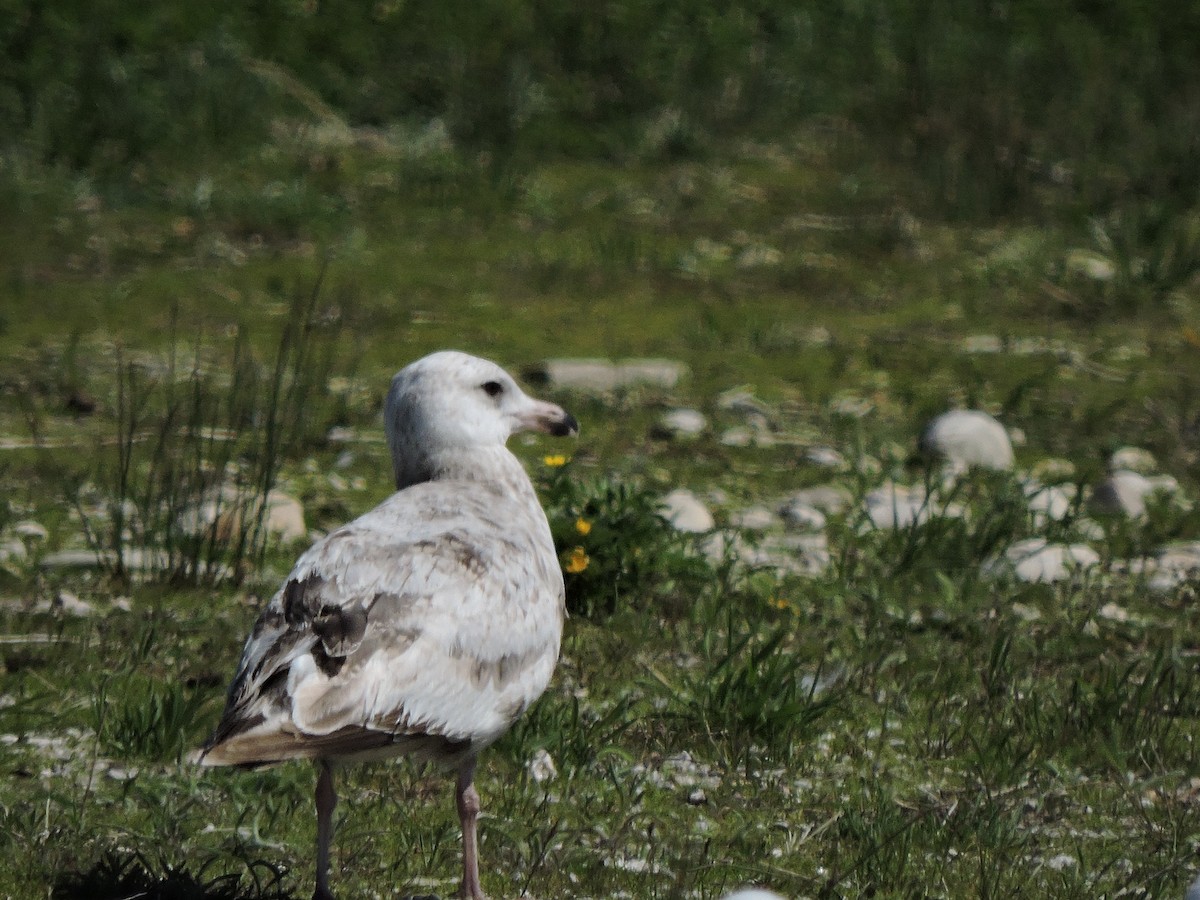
[{"xmin": 520, "ymin": 399, "xmax": 580, "ymax": 438}]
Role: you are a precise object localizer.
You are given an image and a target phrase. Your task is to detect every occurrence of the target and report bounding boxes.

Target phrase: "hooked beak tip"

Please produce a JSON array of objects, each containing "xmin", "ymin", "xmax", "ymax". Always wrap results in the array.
[{"xmin": 548, "ymin": 412, "xmax": 580, "ymax": 438}]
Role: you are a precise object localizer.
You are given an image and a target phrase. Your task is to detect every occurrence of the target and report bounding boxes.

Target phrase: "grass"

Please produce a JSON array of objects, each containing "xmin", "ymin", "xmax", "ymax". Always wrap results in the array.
[{"xmin": 2, "ymin": 12, "xmax": 1200, "ymax": 897}]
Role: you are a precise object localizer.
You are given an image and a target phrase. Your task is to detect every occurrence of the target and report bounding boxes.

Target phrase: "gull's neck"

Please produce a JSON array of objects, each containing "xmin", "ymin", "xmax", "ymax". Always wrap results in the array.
[{"xmin": 394, "ymin": 444, "xmax": 535, "ymax": 496}]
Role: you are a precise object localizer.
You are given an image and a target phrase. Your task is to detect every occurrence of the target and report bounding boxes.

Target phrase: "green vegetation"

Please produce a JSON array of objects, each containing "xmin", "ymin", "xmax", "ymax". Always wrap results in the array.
[{"xmin": 1, "ymin": 2, "xmax": 1199, "ymax": 898}]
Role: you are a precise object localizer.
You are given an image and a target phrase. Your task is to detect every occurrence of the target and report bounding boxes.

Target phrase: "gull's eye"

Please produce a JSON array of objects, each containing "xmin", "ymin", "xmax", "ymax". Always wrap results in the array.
[{"xmin": 482, "ymin": 380, "xmax": 504, "ymax": 398}]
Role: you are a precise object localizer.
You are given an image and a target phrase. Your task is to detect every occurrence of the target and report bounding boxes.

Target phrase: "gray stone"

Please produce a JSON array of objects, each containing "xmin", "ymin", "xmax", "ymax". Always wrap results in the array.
[
  {"xmin": 919, "ymin": 409, "xmax": 1014, "ymax": 471},
  {"xmin": 661, "ymin": 489, "xmax": 715, "ymax": 533}
]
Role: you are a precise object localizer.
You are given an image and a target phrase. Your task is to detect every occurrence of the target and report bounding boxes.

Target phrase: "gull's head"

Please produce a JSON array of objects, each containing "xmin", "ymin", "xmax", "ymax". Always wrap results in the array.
[{"xmin": 386, "ymin": 350, "xmax": 578, "ymax": 487}]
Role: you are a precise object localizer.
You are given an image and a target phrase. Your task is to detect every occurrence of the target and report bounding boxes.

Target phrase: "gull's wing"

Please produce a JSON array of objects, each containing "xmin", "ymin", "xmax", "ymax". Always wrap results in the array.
[{"xmin": 199, "ymin": 481, "xmax": 565, "ymax": 767}]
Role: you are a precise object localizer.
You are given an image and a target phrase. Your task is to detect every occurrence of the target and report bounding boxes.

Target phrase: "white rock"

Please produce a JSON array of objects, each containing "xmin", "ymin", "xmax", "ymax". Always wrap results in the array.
[
  {"xmin": 13, "ymin": 521, "xmax": 48, "ymax": 542},
  {"xmin": 656, "ymin": 408, "xmax": 707, "ymax": 438},
  {"xmin": 716, "ymin": 388, "xmax": 771, "ymax": 419},
  {"xmin": 862, "ymin": 483, "xmax": 965, "ymax": 530},
  {"xmin": 1024, "ymin": 481, "xmax": 1074, "ymax": 524},
  {"xmin": 180, "ymin": 486, "xmax": 306, "ymax": 544},
  {"xmin": 40, "ymin": 549, "xmax": 103, "ymax": 570},
  {"xmin": 829, "ymin": 394, "xmax": 873, "ymax": 418},
  {"xmin": 804, "ymin": 446, "xmax": 846, "ymax": 470},
  {"xmin": 265, "ymin": 491, "xmax": 307, "ymax": 544},
  {"xmin": 732, "ymin": 506, "xmax": 778, "ymax": 531},
  {"xmin": 1091, "ymin": 470, "xmax": 1162, "ymax": 518},
  {"xmin": 722, "ymin": 890, "xmax": 787, "ymax": 900},
  {"xmin": 661, "ymin": 489, "xmax": 715, "ymax": 532},
  {"xmin": 0, "ymin": 539, "xmax": 27, "ymax": 564},
  {"xmin": 526, "ymin": 748, "xmax": 557, "ymax": 783},
  {"xmin": 919, "ymin": 410, "xmax": 1014, "ymax": 471},
  {"xmin": 1045, "ymin": 853, "xmax": 1078, "ymax": 871},
  {"xmin": 719, "ymin": 425, "xmax": 773, "ymax": 447},
  {"xmin": 1064, "ymin": 249, "xmax": 1116, "ymax": 281},
  {"xmin": 1030, "ymin": 458, "xmax": 1076, "ymax": 482},
  {"xmin": 783, "ymin": 485, "xmax": 853, "ymax": 515},
  {"xmin": 533, "ymin": 358, "xmax": 686, "ymax": 392},
  {"xmin": 960, "ymin": 334, "xmax": 1003, "ymax": 354},
  {"xmin": 779, "ymin": 502, "xmax": 826, "ymax": 532},
  {"xmin": 988, "ymin": 538, "xmax": 1099, "ymax": 583},
  {"xmin": 1109, "ymin": 447, "xmax": 1157, "ymax": 474},
  {"xmin": 1157, "ymin": 541, "xmax": 1200, "ymax": 572},
  {"xmin": 709, "ymin": 532, "xmax": 829, "ymax": 576},
  {"xmin": 55, "ymin": 591, "xmax": 94, "ymax": 617}
]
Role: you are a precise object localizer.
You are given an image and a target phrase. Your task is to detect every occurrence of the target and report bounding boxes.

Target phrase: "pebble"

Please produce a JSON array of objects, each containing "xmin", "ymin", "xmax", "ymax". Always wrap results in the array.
[{"xmin": 919, "ymin": 409, "xmax": 1014, "ymax": 471}]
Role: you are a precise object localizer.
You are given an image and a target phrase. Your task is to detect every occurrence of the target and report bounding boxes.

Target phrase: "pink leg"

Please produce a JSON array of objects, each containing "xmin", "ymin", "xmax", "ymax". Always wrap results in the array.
[
  {"xmin": 315, "ymin": 759, "xmax": 337, "ymax": 900},
  {"xmin": 456, "ymin": 757, "xmax": 486, "ymax": 900}
]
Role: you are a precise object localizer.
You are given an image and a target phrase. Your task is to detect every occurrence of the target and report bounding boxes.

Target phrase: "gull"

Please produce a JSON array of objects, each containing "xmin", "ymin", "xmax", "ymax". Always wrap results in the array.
[{"xmin": 196, "ymin": 350, "xmax": 578, "ymax": 900}]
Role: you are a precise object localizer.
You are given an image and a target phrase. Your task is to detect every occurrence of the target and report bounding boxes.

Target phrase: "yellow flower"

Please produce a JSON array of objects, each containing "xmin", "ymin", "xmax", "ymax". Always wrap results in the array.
[
  {"xmin": 768, "ymin": 596, "xmax": 793, "ymax": 612},
  {"xmin": 543, "ymin": 454, "xmax": 567, "ymax": 467},
  {"xmin": 564, "ymin": 546, "xmax": 590, "ymax": 574},
  {"xmin": 575, "ymin": 517, "xmax": 592, "ymax": 536}
]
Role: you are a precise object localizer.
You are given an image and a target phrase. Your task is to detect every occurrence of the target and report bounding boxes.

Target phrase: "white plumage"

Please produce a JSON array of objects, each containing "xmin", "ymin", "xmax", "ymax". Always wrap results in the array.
[{"xmin": 197, "ymin": 350, "xmax": 578, "ymax": 900}]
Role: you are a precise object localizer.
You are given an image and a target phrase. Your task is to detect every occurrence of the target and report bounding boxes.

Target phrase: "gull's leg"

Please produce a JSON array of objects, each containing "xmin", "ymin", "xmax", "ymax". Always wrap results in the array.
[
  {"xmin": 315, "ymin": 759, "xmax": 337, "ymax": 900},
  {"xmin": 456, "ymin": 756, "xmax": 486, "ymax": 900}
]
